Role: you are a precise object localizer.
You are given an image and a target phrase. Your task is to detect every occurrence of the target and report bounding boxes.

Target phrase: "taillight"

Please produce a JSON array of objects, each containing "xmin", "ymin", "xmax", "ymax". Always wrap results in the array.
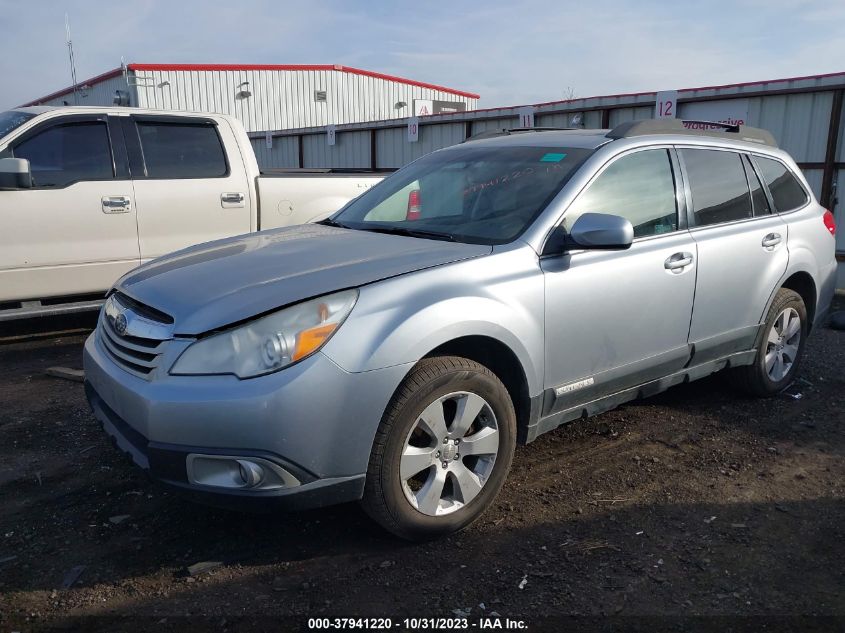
[
  {"xmin": 406, "ymin": 189, "xmax": 421, "ymax": 221},
  {"xmin": 823, "ymin": 209, "xmax": 836, "ymax": 236}
]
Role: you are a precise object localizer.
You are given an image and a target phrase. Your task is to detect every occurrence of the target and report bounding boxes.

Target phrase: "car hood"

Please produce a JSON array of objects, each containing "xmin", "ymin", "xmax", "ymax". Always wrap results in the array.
[{"xmin": 116, "ymin": 224, "xmax": 491, "ymax": 335}]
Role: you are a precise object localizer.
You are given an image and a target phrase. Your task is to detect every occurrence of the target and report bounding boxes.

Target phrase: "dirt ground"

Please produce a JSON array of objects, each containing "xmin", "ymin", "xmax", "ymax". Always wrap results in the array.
[{"xmin": 1, "ymin": 301, "xmax": 843, "ymax": 632}]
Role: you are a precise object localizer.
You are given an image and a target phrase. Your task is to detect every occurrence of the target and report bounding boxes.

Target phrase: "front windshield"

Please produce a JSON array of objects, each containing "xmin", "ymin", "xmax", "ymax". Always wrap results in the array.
[
  {"xmin": 334, "ymin": 144, "xmax": 593, "ymax": 244},
  {"xmin": 0, "ymin": 110, "xmax": 35, "ymax": 140}
]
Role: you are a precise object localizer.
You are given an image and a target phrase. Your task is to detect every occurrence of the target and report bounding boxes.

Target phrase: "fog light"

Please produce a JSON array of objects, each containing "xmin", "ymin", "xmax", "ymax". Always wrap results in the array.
[
  {"xmin": 186, "ymin": 454, "xmax": 301, "ymax": 491},
  {"xmin": 237, "ymin": 460, "xmax": 264, "ymax": 487}
]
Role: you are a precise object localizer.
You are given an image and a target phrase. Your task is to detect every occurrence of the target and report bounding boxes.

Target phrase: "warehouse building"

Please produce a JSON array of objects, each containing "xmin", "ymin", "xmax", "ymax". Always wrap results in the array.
[{"xmin": 20, "ymin": 63, "xmax": 480, "ymax": 132}]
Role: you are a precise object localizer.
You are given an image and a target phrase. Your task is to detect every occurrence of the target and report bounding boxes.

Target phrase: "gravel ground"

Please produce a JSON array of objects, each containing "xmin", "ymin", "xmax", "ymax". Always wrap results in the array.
[{"xmin": 1, "ymin": 300, "xmax": 843, "ymax": 632}]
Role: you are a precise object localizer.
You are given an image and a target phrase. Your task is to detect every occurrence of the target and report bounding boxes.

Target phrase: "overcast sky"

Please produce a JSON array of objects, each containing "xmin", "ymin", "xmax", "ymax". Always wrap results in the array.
[{"xmin": 2, "ymin": 0, "xmax": 844, "ymax": 111}]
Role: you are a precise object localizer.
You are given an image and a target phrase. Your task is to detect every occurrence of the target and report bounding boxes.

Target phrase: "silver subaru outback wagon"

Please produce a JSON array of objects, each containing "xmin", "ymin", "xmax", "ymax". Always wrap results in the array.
[{"xmin": 83, "ymin": 119, "xmax": 837, "ymax": 540}]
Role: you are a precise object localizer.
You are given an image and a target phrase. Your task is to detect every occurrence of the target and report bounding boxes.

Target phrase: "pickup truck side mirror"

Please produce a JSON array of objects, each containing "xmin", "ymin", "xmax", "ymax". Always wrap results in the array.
[
  {"xmin": 0, "ymin": 157, "xmax": 32, "ymax": 190},
  {"xmin": 568, "ymin": 212, "xmax": 634, "ymax": 250}
]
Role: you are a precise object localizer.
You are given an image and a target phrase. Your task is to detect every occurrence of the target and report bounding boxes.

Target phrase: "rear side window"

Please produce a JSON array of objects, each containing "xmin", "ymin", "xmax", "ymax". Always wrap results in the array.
[
  {"xmin": 681, "ymin": 149, "xmax": 751, "ymax": 226},
  {"xmin": 754, "ymin": 156, "xmax": 808, "ymax": 212},
  {"xmin": 13, "ymin": 121, "xmax": 114, "ymax": 188},
  {"xmin": 137, "ymin": 122, "xmax": 227, "ymax": 179},
  {"xmin": 565, "ymin": 149, "xmax": 678, "ymax": 238}
]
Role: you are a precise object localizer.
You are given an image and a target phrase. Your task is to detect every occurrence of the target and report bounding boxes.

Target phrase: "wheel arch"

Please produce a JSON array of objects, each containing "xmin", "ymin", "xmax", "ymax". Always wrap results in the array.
[
  {"xmin": 780, "ymin": 271, "xmax": 817, "ymax": 332},
  {"xmin": 422, "ymin": 335, "xmax": 536, "ymax": 444}
]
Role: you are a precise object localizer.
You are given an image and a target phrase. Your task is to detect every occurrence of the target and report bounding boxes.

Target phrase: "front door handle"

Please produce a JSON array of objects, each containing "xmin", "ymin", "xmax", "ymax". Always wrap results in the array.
[
  {"xmin": 221, "ymin": 192, "xmax": 245, "ymax": 208},
  {"xmin": 762, "ymin": 233, "xmax": 782, "ymax": 249},
  {"xmin": 101, "ymin": 196, "xmax": 131, "ymax": 214},
  {"xmin": 664, "ymin": 251, "xmax": 694, "ymax": 272}
]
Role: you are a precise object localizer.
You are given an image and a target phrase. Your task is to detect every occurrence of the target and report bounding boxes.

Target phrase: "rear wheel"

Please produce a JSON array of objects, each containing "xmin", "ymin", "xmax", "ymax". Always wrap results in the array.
[
  {"xmin": 730, "ymin": 288, "xmax": 807, "ymax": 396},
  {"xmin": 361, "ymin": 356, "xmax": 516, "ymax": 540}
]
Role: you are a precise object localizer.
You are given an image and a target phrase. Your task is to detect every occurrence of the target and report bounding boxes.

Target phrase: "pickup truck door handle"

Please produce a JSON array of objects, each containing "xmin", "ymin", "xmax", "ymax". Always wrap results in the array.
[
  {"xmin": 664, "ymin": 252, "xmax": 694, "ymax": 272},
  {"xmin": 101, "ymin": 196, "xmax": 131, "ymax": 214},
  {"xmin": 762, "ymin": 233, "xmax": 782, "ymax": 249},
  {"xmin": 221, "ymin": 192, "xmax": 245, "ymax": 208}
]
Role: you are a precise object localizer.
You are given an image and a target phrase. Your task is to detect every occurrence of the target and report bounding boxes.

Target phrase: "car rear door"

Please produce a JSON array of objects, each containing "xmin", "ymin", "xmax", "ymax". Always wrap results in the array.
[
  {"xmin": 542, "ymin": 146, "xmax": 697, "ymax": 413},
  {"xmin": 680, "ymin": 147, "xmax": 789, "ymax": 361},
  {"xmin": 122, "ymin": 115, "xmax": 252, "ymax": 262},
  {"xmin": 0, "ymin": 113, "xmax": 139, "ymax": 302}
]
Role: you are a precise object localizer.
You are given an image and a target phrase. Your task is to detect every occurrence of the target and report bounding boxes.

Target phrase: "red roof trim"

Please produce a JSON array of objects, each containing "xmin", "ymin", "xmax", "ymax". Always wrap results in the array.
[
  {"xmin": 19, "ymin": 67, "xmax": 124, "ymax": 107},
  {"xmin": 126, "ymin": 63, "xmax": 481, "ymax": 99}
]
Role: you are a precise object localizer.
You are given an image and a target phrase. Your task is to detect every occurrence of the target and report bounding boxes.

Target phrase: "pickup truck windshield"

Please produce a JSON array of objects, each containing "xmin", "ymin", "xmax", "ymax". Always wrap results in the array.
[
  {"xmin": 333, "ymin": 145, "xmax": 593, "ymax": 244},
  {"xmin": 0, "ymin": 111, "xmax": 35, "ymax": 140}
]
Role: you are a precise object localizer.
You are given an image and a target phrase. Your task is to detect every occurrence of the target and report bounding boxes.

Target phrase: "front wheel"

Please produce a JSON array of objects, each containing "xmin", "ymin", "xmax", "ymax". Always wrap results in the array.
[
  {"xmin": 729, "ymin": 288, "xmax": 807, "ymax": 396},
  {"xmin": 361, "ymin": 356, "xmax": 516, "ymax": 540}
]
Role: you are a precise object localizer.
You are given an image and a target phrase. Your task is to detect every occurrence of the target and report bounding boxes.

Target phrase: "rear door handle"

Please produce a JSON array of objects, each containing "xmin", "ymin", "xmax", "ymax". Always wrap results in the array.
[
  {"xmin": 221, "ymin": 192, "xmax": 245, "ymax": 208},
  {"xmin": 664, "ymin": 252, "xmax": 694, "ymax": 272},
  {"xmin": 762, "ymin": 233, "xmax": 782, "ymax": 249},
  {"xmin": 101, "ymin": 196, "xmax": 131, "ymax": 214}
]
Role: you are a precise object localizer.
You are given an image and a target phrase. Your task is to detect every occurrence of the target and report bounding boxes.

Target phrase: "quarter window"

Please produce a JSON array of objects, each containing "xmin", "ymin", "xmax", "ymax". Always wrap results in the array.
[
  {"xmin": 13, "ymin": 121, "xmax": 114, "ymax": 188},
  {"xmin": 744, "ymin": 155, "xmax": 770, "ymax": 216},
  {"xmin": 137, "ymin": 122, "xmax": 227, "ymax": 179},
  {"xmin": 755, "ymin": 156, "xmax": 808, "ymax": 212},
  {"xmin": 682, "ymin": 149, "xmax": 752, "ymax": 226},
  {"xmin": 564, "ymin": 149, "xmax": 678, "ymax": 238}
]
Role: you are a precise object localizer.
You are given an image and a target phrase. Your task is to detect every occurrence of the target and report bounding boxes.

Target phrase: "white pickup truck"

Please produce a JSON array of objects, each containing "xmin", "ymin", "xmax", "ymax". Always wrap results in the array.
[{"xmin": 0, "ymin": 106, "xmax": 385, "ymax": 320}]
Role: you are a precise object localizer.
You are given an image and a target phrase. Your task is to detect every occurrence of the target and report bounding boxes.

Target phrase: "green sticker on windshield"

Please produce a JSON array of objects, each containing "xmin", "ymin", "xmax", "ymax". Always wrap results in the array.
[{"xmin": 540, "ymin": 153, "xmax": 567, "ymax": 162}]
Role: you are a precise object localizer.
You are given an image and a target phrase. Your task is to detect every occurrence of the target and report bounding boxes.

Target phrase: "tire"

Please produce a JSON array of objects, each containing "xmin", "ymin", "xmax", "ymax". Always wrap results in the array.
[
  {"xmin": 361, "ymin": 356, "xmax": 516, "ymax": 541},
  {"xmin": 729, "ymin": 288, "xmax": 807, "ymax": 396}
]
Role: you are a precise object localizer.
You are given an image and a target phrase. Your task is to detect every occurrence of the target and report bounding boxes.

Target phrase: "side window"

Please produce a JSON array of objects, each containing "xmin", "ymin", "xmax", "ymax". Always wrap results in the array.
[
  {"xmin": 743, "ymin": 155, "xmax": 770, "ymax": 216},
  {"xmin": 136, "ymin": 122, "xmax": 227, "ymax": 179},
  {"xmin": 12, "ymin": 121, "xmax": 114, "ymax": 188},
  {"xmin": 682, "ymin": 149, "xmax": 752, "ymax": 226},
  {"xmin": 564, "ymin": 149, "xmax": 678, "ymax": 238},
  {"xmin": 754, "ymin": 156, "xmax": 809, "ymax": 212}
]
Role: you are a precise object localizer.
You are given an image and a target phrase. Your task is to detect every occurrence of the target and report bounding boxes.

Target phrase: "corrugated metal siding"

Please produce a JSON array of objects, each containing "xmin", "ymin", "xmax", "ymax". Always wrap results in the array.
[
  {"xmin": 376, "ymin": 123, "xmax": 466, "ymax": 169},
  {"xmin": 536, "ymin": 110, "xmax": 603, "ymax": 129},
  {"xmin": 608, "ymin": 106, "xmax": 653, "ymax": 127},
  {"xmin": 36, "ymin": 74, "xmax": 135, "ymax": 107},
  {"xmin": 303, "ymin": 130, "xmax": 371, "ymax": 168},
  {"xmin": 130, "ymin": 68, "xmax": 477, "ymax": 133},
  {"xmin": 250, "ymin": 136, "xmax": 299, "ymax": 169},
  {"xmin": 744, "ymin": 92, "xmax": 833, "ymax": 162}
]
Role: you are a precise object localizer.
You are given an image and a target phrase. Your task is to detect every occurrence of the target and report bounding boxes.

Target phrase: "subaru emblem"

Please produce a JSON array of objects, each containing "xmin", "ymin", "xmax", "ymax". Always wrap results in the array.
[{"xmin": 114, "ymin": 312, "xmax": 128, "ymax": 336}]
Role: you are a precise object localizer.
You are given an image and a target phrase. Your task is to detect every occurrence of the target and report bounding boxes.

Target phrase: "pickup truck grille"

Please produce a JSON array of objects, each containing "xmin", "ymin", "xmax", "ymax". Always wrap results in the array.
[{"xmin": 98, "ymin": 294, "xmax": 173, "ymax": 379}]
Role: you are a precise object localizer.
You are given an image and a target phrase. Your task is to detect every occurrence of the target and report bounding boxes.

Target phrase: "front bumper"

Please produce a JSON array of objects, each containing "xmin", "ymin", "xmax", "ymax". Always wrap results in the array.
[{"xmin": 83, "ymin": 331, "xmax": 411, "ymax": 511}]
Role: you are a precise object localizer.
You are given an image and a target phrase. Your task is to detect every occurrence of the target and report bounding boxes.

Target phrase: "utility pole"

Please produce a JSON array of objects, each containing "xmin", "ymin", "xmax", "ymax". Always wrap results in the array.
[{"xmin": 65, "ymin": 14, "xmax": 79, "ymax": 105}]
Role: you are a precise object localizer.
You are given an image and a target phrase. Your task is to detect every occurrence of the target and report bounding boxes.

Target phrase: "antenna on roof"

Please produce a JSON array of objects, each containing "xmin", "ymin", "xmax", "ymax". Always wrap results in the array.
[{"xmin": 65, "ymin": 14, "xmax": 79, "ymax": 105}]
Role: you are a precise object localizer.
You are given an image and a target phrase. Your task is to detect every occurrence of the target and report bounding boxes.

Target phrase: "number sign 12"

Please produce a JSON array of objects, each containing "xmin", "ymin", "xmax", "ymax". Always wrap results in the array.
[{"xmin": 655, "ymin": 91, "xmax": 677, "ymax": 119}]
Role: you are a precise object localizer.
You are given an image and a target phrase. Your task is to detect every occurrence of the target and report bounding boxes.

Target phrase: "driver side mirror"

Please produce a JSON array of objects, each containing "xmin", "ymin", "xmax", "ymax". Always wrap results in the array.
[
  {"xmin": 568, "ymin": 212, "xmax": 634, "ymax": 250},
  {"xmin": 0, "ymin": 157, "xmax": 32, "ymax": 190}
]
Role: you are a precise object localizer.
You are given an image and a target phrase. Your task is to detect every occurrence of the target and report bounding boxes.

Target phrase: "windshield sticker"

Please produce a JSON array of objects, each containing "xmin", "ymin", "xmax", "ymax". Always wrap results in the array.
[{"xmin": 540, "ymin": 153, "xmax": 567, "ymax": 163}]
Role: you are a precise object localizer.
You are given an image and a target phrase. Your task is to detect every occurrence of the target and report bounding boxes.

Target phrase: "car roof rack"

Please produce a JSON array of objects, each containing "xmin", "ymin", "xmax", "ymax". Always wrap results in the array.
[
  {"xmin": 606, "ymin": 119, "xmax": 778, "ymax": 147},
  {"xmin": 464, "ymin": 127, "xmax": 577, "ymax": 142}
]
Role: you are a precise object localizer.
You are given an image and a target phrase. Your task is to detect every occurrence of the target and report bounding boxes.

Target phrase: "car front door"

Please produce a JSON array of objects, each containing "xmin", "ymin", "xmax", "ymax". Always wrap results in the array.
[
  {"xmin": 679, "ymin": 148, "xmax": 789, "ymax": 362},
  {"xmin": 0, "ymin": 114, "xmax": 139, "ymax": 302},
  {"xmin": 122, "ymin": 116, "xmax": 252, "ymax": 262},
  {"xmin": 541, "ymin": 147, "xmax": 697, "ymax": 414}
]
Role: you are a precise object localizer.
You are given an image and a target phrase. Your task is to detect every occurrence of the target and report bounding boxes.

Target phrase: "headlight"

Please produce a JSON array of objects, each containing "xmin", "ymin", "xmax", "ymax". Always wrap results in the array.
[{"xmin": 170, "ymin": 289, "xmax": 357, "ymax": 378}]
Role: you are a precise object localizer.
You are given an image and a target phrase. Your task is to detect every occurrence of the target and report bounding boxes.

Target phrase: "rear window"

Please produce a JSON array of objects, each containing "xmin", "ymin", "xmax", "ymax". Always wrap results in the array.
[
  {"xmin": 681, "ymin": 149, "xmax": 752, "ymax": 226},
  {"xmin": 754, "ymin": 156, "xmax": 808, "ymax": 212},
  {"xmin": 137, "ymin": 122, "xmax": 227, "ymax": 179}
]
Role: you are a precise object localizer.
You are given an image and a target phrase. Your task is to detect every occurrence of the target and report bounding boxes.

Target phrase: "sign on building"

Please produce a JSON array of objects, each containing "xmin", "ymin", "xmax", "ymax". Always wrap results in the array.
[
  {"xmin": 655, "ymin": 91, "xmax": 678, "ymax": 119},
  {"xmin": 327, "ymin": 125, "xmax": 336, "ymax": 146},
  {"xmin": 413, "ymin": 99, "xmax": 468, "ymax": 116},
  {"xmin": 517, "ymin": 106, "xmax": 535, "ymax": 128},
  {"xmin": 680, "ymin": 99, "xmax": 749, "ymax": 128},
  {"xmin": 408, "ymin": 117, "xmax": 419, "ymax": 143}
]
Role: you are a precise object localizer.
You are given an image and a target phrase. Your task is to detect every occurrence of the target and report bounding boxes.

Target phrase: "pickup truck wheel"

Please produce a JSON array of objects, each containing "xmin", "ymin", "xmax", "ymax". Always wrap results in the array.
[
  {"xmin": 362, "ymin": 356, "xmax": 516, "ymax": 541},
  {"xmin": 729, "ymin": 288, "xmax": 807, "ymax": 397}
]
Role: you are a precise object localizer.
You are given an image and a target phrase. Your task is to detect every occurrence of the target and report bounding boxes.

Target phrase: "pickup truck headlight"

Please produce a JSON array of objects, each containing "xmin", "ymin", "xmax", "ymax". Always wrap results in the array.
[{"xmin": 170, "ymin": 289, "xmax": 357, "ymax": 378}]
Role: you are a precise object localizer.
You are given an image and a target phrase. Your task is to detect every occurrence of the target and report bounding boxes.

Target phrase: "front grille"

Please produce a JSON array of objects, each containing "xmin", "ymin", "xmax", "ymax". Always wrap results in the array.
[{"xmin": 98, "ymin": 294, "xmax": 172, "ymax": 379}]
